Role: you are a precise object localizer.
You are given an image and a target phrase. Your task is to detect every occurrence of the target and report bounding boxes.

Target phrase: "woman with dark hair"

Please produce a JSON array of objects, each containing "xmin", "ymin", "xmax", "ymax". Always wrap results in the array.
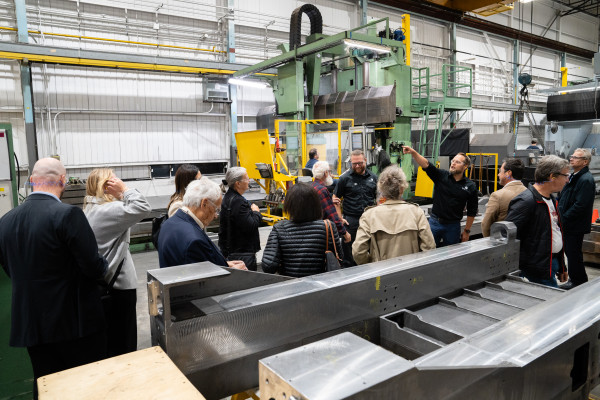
[
  {"xmin": 262, "ymin": 183, "xmax": 343, "ymax": 277},
  {"xmin": 218, "ymin": 167, "xmax": 262, "ymax": 271},
  {"xmin": 168, "ymin": 164, "xmax": 201, "ymax": 217}
]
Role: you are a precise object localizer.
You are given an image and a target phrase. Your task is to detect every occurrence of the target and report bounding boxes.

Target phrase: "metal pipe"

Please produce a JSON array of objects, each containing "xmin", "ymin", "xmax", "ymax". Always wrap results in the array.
[{"xmin": 0, "ymin": 26, "xmax": 225, "ymax": 54}]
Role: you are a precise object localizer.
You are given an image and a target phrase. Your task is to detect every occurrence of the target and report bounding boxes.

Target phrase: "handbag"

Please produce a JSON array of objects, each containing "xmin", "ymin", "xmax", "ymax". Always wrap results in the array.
[
  {"xmin": 99, "ymin": 258, "xmax": 125, "ymax": 312},
  {"xmin": 324, "ymin": 219, "xmax": 341, "ymax": 271},
  {"xmin": 151, "ymin": 213, "xmax": 168, "ymax": 249}
]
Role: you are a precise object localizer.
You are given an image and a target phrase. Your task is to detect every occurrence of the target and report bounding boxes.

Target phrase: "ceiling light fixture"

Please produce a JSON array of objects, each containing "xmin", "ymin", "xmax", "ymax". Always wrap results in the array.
[
  {"xmin": 344, "ymin": 39, "xmax": 391, "ymax": 54},
  {"xmin": 228, "ymin": 78, "xmax": 270, "ymax": 88}
]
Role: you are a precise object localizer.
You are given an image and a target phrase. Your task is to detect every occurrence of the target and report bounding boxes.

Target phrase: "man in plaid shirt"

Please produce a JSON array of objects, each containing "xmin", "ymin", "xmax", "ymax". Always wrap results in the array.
[{"xmin": 312, "ymin": 161, "xmax": 352, "ymax": 243}]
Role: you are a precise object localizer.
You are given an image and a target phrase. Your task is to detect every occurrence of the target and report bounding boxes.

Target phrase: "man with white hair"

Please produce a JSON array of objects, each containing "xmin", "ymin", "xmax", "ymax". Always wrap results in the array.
[
  {"xmin": 558, "ymin": 148, "xmax": 595, "ymax": 288},
  {"xmin": 0, "ymin": 158, "xmax": 108, "ymax": 399},
  {"xmin": 312, "ymin": 161, "xmax": 351, "ymax": 243},
  {"xmin": 158, "ymin": 177, "xmax": 247, "ymax": 270}
]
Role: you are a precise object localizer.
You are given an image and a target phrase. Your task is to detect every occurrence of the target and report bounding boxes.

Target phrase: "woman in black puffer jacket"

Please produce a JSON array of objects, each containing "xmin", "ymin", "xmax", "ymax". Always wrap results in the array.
[{"xmin": 262, "ymin": 183, "xmax": 343, "ymax": 277}]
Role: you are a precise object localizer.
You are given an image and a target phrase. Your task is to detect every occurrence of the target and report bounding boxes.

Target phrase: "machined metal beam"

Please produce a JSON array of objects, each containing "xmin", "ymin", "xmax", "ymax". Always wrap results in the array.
[
  {"xmin": 260, "ymin": 277, "xmax": 600, "ymax": 399},
  {"xmin": 148, "ymin": 222, "xmax": 521, "ymax": 399}
]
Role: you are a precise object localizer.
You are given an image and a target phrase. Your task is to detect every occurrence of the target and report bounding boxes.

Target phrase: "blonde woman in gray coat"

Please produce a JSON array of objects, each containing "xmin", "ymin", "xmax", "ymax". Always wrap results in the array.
[{"xmin": 84, "ymin": 168, "xmax": 151, "ymax": 357}]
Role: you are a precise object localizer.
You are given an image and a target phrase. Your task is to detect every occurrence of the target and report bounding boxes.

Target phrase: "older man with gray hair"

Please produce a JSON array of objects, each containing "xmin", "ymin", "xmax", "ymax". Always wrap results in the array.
[
  {"xmin": 506, "ymin": 155, "xmax": 570, "ymax": 287},
  {"xmin": 158, "ymin": 177, "xmax": 246, "ymax": 270},
  {"xmin": 0, "ymin": 157, "xmax": 108, "ymax": 399},
  {"xmin": 312, "ymin": 161, "xmax": 351, "ymax": 243},
  {"xmin": 558, "ymin": 148, "xmax": 595, "ymax": 288}
]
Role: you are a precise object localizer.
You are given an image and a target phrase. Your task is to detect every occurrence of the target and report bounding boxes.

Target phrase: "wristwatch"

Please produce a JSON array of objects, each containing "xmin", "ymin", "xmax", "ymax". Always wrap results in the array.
[{"xmin": 464, "ymin": 229, "xmax": 471, "ymax": 234}]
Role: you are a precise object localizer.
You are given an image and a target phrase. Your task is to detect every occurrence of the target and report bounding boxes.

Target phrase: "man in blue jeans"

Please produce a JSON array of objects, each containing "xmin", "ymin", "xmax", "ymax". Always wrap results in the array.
[{"xmin": 403, "ymin": 146, "xmax": 478, "ymax": 247}]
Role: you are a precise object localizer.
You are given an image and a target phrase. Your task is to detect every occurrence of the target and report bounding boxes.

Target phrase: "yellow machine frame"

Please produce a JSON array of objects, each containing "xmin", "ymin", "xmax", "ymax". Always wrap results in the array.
[
  {"xmin": 234, "ymin": 128, "xmax": 295, "ymax": 225},
  {"xmin": 275, "ymin": 118, "xmax": 354, "ymax": 176},
  {"xmin": 234, "ymin": 118, "xmax": 355, "ymax": 225},
  {"xmin": 466, "ymin": 152, "xmax": 499, "ymax": 193}
]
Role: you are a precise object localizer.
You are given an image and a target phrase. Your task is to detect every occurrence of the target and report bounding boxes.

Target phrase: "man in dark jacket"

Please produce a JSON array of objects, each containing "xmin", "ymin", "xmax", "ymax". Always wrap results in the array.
[
  {"xmin": 558, "ymin": 149, "xmax": 595, "ymax": 287},
  {"xmin": 158, "ymin": 177, "xmax": 247, "ymax": 270},
  {"xmin": 333, "ymin": 149, "xmax": 378, "ymax": 267},
  {"xmin": 505, "ymin": 155, "xmax": 570, "ymax": 287},
  {"xmin": 0, "ymin": 158, "xmax": 108, "ymax": 399}
]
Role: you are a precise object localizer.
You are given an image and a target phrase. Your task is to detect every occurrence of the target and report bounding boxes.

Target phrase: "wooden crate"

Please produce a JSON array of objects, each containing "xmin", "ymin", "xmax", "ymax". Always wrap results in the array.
[{"xmin": 38, "ymin": 346, "xmax": 205, "ymax": 400}]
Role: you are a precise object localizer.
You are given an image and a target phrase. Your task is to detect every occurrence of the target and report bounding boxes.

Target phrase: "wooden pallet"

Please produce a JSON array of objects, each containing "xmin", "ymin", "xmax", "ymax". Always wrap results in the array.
[{"xmin": 38, "ymin": 346, "xmax": 205, "ymax": 400}]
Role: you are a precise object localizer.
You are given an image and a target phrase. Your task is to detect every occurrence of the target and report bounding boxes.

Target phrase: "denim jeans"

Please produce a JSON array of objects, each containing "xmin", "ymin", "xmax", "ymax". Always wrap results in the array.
[
  {"xmin": 428, "ymin": 215, "xmax": 461, "ymax": 248},
  {"xmin": 522, "ymin": 257, "xmax": 559, "ymax": 288}
]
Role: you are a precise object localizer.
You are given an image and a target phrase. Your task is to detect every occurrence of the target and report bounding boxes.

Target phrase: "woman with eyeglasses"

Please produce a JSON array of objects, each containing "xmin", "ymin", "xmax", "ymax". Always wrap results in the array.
[
  {"xmin": 218, "ymin": 167, "xmax": 263, "ymax": 271},
  {"xmin": 157, "ymin": 177, "xmax": 247, "ymax": 271}
]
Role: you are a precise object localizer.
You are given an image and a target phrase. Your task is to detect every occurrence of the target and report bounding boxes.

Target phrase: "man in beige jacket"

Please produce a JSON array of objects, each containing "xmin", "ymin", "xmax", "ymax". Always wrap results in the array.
[
  {"xmin": 481, "ymin": 159, "xmax": 527, "ymax": 237},
  {"xmin": 353, "ymin": 166, "xmax": 435, "ymax": 264}
]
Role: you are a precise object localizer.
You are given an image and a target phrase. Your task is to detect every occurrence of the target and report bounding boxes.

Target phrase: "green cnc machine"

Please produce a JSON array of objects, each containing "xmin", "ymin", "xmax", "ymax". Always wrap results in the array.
[{"xmin": 234, "ymin": 5, "xmax": 472, "ymax": 196}]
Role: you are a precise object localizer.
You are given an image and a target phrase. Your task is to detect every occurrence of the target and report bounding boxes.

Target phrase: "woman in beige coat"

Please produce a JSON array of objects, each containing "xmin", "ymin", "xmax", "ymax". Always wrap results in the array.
[{"xmin": 352, "ymin": 165, "xmax": 435, "ymax": 265}]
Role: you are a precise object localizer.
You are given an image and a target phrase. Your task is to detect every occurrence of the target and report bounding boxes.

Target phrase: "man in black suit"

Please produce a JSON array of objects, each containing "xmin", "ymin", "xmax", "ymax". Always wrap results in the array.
[{"xmin": 0, "ymin": 158, "xmax": 108, "ymax": 398}]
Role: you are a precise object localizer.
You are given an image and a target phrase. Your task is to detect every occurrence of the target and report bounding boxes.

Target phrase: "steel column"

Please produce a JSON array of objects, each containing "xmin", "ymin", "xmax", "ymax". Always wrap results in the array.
[
  {"xmin": 227, "ymin": 1, "xmax": 238, "ymax": 150},
  {"xmin": 14, "ymin": 0, "xmax": 37, "ymax": 170},
  {"xmin": 359, "ymin": 0, "xmax": 368, "ymax": 26}
]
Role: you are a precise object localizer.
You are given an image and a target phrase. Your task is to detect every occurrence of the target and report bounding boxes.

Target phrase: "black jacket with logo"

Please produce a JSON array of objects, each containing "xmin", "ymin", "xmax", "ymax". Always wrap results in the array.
[
  {"xmin": 334, "ymin": 169, "xmax": 378, "ymax": 218},
  {"xmin": 505, "ymin": 185, "xmax": 566, "ymax": 280},
  {"xmin": 425, "ymin": 163, "xmax": 478, "ymax": 223}
]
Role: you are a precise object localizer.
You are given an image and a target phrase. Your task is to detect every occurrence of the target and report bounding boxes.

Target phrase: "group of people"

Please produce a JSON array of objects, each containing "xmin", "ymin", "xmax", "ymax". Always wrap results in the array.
[
  {"xmin": 0, "ymin": 158, "xmax": 151, "ymax": 398},
  {"xmin": 0, "ymin": 145, "xmax": 594, "ymax": 396},
  {"xmin": 481, "ymin": 148, "xmax": 595, "ymax": 288}
]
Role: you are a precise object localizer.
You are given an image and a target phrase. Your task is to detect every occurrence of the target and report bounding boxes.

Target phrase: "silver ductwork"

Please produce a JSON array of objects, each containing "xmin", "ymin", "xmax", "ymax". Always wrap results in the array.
[{"xmin": 313, "ymin": 84, "xmax": 396, "ymax": 125}]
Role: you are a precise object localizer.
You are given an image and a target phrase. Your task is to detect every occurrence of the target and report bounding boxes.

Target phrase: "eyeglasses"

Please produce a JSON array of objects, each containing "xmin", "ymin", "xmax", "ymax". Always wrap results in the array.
[
  {"xmin": 351, "ymin": 162, "xmax": 365, "ymax": 166},
  {"xmin": 557, "ymin": 173, "xmax": 570, "ymax": 178},
  {"xmin": 569, "ymin": 156, "xmax": 586, "ymax": 160},
  {"xmin": 451, "ymin": 159, "xmax": 464, "ymax": 165},
  {"xmin": 207, "ymin": 200, "xmax": 221, "ymax": 216}
]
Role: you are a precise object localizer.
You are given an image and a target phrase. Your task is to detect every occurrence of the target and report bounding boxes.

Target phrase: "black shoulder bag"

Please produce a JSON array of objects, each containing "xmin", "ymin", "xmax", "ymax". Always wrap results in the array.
[
  {"xmin": 98, "ymin": 238, "xmax": 126, "ymax": 313},
  {"xmin": 324, "ymin": 219, "xmax": 341, "ymax": 271}
]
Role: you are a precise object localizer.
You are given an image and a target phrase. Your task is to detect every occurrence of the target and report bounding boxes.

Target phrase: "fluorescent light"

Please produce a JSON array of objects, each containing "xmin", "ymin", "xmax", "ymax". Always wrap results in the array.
[
  {"xmin": 520, "ymin": 0, "xmax": 534, "ymax": 3},
  {"xmin": 228, "ymin": 78, "xmax": 269, "ymax": 88},
  {"xmin": 344, "ymin": 39, "xmax": 391, "ymax": 54},
  {"xmin": 593, "ymin": 122, "xmax": 600, "ymax": 125}
]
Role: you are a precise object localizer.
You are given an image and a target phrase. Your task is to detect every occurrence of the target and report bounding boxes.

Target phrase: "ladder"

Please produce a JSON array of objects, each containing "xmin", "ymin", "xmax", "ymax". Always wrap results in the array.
[{"xmin": 418, "ymin": 102, "xmax": 445, "ymax": 164}]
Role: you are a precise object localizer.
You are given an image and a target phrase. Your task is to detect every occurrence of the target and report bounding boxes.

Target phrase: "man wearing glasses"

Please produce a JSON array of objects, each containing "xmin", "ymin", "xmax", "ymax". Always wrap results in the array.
[
  {"xmin": 403, "ymin": 146, "xmax": 478, "ymax": 247},
  {"xmin": 505, "ymin": 155, "xmax": 570, "ymax": 287},
  {"xmin": 333, "ymin": 149, "xmax": 378, "ymax": 267},
  {"xmin": 558, "ymin": 149, "xmax": 595, "ymax": 288}
]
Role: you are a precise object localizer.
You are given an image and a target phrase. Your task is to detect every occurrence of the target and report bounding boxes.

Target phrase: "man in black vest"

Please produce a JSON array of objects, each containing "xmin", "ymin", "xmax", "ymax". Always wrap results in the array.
[{"xmin": 0, "ymin": 158, "xmax": 107, "ymax": 398}]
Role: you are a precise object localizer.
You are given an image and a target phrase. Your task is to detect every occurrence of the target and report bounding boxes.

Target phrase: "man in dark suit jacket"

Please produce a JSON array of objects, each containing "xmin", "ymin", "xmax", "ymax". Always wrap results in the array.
[
  {"xmin": 0, "ymin": 158, "xmax": 107, "ymax": 399},
  {"xmin": 158, "ymin": 177, "xmax": 248, "ymax": 270},
  {"xmin": 558, "ymin": 148, "xmax": 596, "ymax": 288}
]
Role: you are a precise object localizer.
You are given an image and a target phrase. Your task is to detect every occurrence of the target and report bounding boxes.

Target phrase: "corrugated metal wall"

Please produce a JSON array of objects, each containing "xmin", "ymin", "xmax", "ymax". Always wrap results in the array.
[
  {"xmin": 0, "ymin": 0, "xmax": 597, "ymax": 168},
  {"xmin": 31, "ymin": 64, "xmax": 230, "ymax": 169}
]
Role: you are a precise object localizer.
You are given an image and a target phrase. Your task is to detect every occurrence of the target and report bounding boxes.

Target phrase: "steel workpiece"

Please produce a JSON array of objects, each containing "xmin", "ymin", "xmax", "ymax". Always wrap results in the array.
[
  {"xmin": 148, "ymin": 222, "xmax": 521, "ymax": 399},
  {"xmin": 260, "ymin": 276, "xmax": 600, "ymax": 399}
]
